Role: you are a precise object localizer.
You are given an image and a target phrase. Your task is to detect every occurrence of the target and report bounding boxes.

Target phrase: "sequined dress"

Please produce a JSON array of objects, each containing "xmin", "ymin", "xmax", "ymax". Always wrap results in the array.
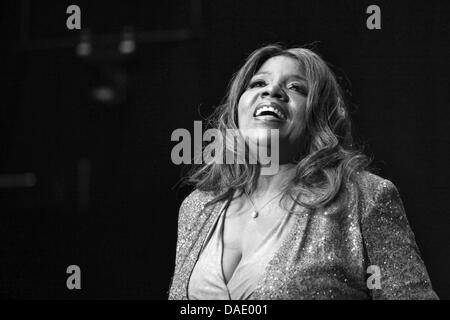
[{"xmin": 168, "ymin": 171, "xmax": 438, "ymax": 300}]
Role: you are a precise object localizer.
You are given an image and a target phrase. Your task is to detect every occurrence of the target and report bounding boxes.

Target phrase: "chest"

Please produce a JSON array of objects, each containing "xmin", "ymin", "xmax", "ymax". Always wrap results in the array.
[
  {"xmin": 224, "ymin": 197, "xmax": 289, "ymax": 250},
  {"xmin": 220, "ymin": 196, "xmax": 291, "ymax": 284}
]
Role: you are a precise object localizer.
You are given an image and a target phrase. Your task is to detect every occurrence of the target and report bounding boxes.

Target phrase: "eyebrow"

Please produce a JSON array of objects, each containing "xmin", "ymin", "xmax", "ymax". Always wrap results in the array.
[{"xmin": 253, "ymin": 71, "xmax": 307, "ymax": 82}]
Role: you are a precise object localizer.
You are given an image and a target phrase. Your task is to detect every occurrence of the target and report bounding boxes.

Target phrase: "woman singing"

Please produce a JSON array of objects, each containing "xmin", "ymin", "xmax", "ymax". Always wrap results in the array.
[{"xmin": 168, "ymin": 44, "xmax": 438, "ymax": 300}]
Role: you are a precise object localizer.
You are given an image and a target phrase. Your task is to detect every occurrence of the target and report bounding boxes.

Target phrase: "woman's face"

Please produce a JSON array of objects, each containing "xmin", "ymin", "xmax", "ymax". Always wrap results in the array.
[{"xmin": 237, "ymin": 55, "xmax": 308, "ymax": 163}]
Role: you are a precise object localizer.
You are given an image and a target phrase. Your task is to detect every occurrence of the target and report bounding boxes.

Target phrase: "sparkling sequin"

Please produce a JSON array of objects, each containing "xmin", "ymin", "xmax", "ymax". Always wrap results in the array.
[{"xmin": 168, "ymin": 171, "xmax": 438, "ymax": 300}]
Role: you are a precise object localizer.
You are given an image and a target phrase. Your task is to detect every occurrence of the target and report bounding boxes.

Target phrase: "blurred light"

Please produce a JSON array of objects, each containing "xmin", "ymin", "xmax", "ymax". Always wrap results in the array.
[
  {"xmin": 118, "ymin": 39, "xmax": 136, "ymax": 55},
  {"xmin": 119, "ymin": 26, "xmax": 136, "ymax": 55},
  {"xmin": 92, "ymin": 86, "xmax": 116, "ymax": 103},
  {"xmin": 0, "ymin": 173, "xmax": 37, "ymax": 188},
  {"xmin": 76, "ymin": 30, "xmax": 92, "ymax": 56},
  {"xmin": 76, "ymin": 41, "xmax": 92, "ymax": 56}
]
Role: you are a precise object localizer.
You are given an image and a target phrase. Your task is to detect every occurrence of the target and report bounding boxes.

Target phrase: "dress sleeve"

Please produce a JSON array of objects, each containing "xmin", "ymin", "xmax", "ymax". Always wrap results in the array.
[
  {"xmin": 168, "ymin": 189, "xmax": 208, "ymax": 299},
  {"xmin": 167, "ymin": 193, "xmax": 191, "ymax": 299},
  {"xmin": 361, "ymin": 179, "xmax": 438, "ymax": 300}
]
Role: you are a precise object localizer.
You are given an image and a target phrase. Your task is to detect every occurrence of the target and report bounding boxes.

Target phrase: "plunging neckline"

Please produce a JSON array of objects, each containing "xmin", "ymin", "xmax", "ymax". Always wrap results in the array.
[
  {"xmin": 219, "ymin": 201, "xmax": 287, "ymax": 287},
  {"xmin": 218, "ymin": 208, "xmax": 233, "ymax": 299},
  {"xmin": 187, "ymin": 195, "xmax": 306, "ymax": 299}
]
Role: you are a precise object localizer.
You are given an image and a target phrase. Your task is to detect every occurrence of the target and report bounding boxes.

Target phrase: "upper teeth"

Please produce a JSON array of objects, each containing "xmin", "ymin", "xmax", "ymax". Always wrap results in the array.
[{"xmin": 255, "ymin": 105, "xmax": 286, "ymax": 120}]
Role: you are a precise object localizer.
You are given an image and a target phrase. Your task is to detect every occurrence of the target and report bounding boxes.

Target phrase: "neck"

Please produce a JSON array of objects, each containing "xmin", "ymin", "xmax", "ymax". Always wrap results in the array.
[{"xmin": 254, "ymin": 163, "xmax": 296, "ymax": 196}]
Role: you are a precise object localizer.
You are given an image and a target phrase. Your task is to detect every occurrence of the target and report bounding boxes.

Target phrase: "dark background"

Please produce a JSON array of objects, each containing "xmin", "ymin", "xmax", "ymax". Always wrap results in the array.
[{"xmin": 1, "ymin": 0, "xmax": 449, "ymax": 299}]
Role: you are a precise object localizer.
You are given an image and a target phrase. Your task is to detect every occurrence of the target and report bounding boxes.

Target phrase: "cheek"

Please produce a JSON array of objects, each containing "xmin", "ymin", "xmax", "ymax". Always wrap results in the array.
[
  {"xmin": 237, "ymin": 99, "xmax": 244, "ymax": 127},
  {"xmin": 240, "ymin": 88, "xmax": 258, "ymax": 108},
  {"xmin": 288, "ymin": 100, "xmax": 307, "ymax": 135},
  {"xmin": 293, "ymin": 107, "xmax": 306, "ymax": 124},
  {"xmin": 237, "ymin": 93, "xmax": 253, "ymax": 124}
]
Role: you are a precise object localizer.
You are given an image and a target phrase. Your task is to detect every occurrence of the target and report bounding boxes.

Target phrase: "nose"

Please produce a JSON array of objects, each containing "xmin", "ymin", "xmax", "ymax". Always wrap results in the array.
[{"xmin": 261, "ymin": 83, "xmax": 288, "ymax": 101}]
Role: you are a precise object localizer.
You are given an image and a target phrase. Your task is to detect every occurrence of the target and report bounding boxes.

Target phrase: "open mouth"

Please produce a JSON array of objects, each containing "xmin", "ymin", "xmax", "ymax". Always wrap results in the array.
[{"xmin": 253, "ymin": 103, "xmax": 287, "ymax": 121}]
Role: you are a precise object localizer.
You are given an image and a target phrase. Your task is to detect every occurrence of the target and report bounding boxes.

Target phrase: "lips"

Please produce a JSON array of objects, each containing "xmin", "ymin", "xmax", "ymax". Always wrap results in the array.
[{"xmin": 253, "ymin": 102, "xmax": 287, "ymax": 121}]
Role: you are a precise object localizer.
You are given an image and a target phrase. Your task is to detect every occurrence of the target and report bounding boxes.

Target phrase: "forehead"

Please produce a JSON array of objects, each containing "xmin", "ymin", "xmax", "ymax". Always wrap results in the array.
[{"xmin": 256, "ymin": 55, "xmax": 304, "ymax": 78}]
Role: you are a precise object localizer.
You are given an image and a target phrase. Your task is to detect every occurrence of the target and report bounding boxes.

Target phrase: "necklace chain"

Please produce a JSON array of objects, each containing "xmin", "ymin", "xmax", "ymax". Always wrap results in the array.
[
  {"xmin": 244, "ymin": 189, "xmax": 284, "ymax": 218},
  {"xmin": 243, "ymin": 165, "xmax": 296, "ymax": 218}
]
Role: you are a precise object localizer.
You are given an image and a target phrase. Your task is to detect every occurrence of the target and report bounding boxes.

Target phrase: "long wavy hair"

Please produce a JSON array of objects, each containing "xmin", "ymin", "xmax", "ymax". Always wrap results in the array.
[{"xmin": 187, "ymin": 44, "xmax": 370, "ymax": 210}]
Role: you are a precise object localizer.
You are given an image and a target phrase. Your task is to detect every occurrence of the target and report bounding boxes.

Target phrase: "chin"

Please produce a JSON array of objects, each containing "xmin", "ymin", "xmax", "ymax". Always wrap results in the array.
[{"xmin": 240, "ymin": 127, "xmax": 271, "ymax": 141}]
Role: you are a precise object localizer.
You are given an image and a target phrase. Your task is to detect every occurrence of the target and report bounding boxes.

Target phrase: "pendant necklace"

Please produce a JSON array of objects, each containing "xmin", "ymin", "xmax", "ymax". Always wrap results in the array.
[{"xmin": 244, "ymin": 190, "xmax": 285, "ymax": 219}]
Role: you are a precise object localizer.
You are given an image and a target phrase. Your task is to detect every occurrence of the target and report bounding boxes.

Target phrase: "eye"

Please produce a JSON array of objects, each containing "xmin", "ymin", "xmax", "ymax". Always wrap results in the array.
[
  {"xmin": 248, "ymin": 79, "xmax": 267, "ymax": 89},
  {"xmin": 288, "ymin": 83, "xmax": 308, "ymax": 95}
]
